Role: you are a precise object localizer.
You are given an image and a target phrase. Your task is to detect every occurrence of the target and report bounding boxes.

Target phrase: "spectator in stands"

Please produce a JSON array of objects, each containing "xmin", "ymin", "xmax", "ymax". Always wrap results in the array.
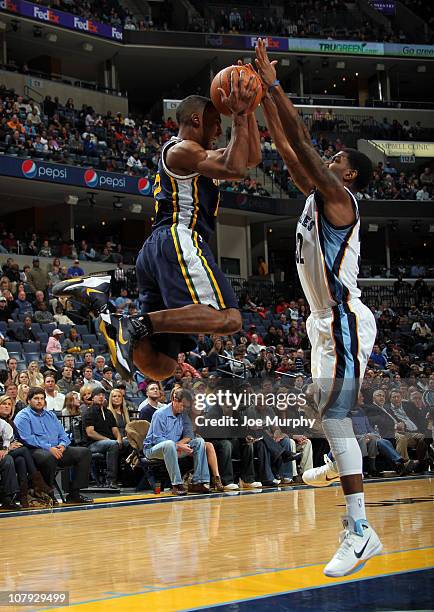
[
  {"xmin": 370, "ymin": 344, "xmax": 388, "ymax": 370},
  {"xmin": 0, "ymin": 418, "xmax": 20, "ymax": 509},
  {"xmin": 247, "ymin": 334, "xmax": 266, "ymax": 357},
  {"xmin": 66, "ymin": 260, "xmax": 84, "ymax": 278},
  {"xmin": 43, "ymin": 373, "xmax": 65, "ymax": 414},
  {"xmin": 14, "ymin": 387, "xmax": 92, "ymax": 504},
  {"xmin": 93, "ymin": 355, "xmax": 106, "ymax": 380},
  {"xmin": 206, "ymin": 338, "xmax": 227, "ymax": 372},
  {"xmin": 419, "ymin": 167, "xmax": 433, "ymax": 187},
  {"xmin": 143, "ymin": 387, "xmax": 210, "ymax": 495},
  {"xmin": 63, "ymin": 328, "xmax": 83, "ymax": 353},
  {"xmin": 42, "ymin": 353, "xmax": 60, "ymax": 380},
  {"xmin": 263, "ymin": 326, "xmax": 280, "ymax": 347},
  {"xmin": 27, "ymin": 361, "xmax": 43, "ymax": 387},
  {"xmin": 82, "ymin": 366, "xmax": 100, "ymax": 387},
  {"xmin": 79, "ymin": 384, "xmax": 94, "ymax": 416},
  {"xmin": 177, "ymin": 352, "xmax": 200, "ymax": 378},
  {"xmin": 138, "ymin": 381, "xmax": 165, "ymax": 421},
  {"xmin": 46, "ymin": 329, "xmax": 63, "ymax": 354},
  {"xmin": 0, "ymin": 295, "xmax": 14, "ymax": 323},
  {"xmin": 83, "ymin": 387, "xmax": 123, "ymax": 489},
  {"xmin": 15, "ymin": 383, "xmax": 29, "ymax": 414},
  {"xmin": 0, "ymin": 394, "xmax": 53, "ymax": 506},
  {"xmin": 38, "ymin": 240, "xmax": 52, "ymax": 258},
  {"xmin": 100, "ymin": 366, "xmax": 115, "ymax": 394},
  {"xmin": 6, "ymin": 357, "xmax": 19, "ymax": 385},
  {"xmin": 416, "ymin": 186, "xmax": 430, "ymax": 201},
  {"xmin": 0, "ymin": 333, "xmax": 9, "ymax": 362},
  {"xmin": 13, "ymin": 290, "xmax": 34, "ymax": 318},
  {"xmin": 107, "ymin": 389, "xmax": 131, "ymax": 443},
  {"xmin": 56, "ymin": 366, "xmax": 74, "ymax": 395},
  {"xmin": 27, "ymin": 258, "xmax": 49, "ymax": 294},
  {"xmin": 389, "ymin": 390, "xmax": 428, "ymax": 467},
  {"xmin": 33, "ymin": 302, "xmax": 54, "ymax": 325}
]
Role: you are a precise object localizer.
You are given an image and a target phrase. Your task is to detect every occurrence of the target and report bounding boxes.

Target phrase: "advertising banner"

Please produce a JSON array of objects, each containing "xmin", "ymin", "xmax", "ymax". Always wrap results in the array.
[
  {"xmin": 0, "ymin": 0, "xmax": 123, "ymax": 41},
  {"xmin": 0, "ymin": 156, "xmax": 153, "ymax": 195},
  {"xmin": 384, "ymin": 43, "xmax": 434, "ymax": 58},
  {"xmin": 287, "ymin": 38, "xmax": 384, "ymax": 55},
  {"xmin": 370, "ymin": 141, "xmax": 434, "ymax": 157}
]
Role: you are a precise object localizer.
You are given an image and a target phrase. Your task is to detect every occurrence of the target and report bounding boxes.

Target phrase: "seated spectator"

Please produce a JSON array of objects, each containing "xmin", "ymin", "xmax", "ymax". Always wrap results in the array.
[
  {"xmin": 0, "ymin": 394, "xmax": 52, "ymax": 506},
  {"xmin": 206, "ymin": 338, "xmax": 227, "ymax": 371},
  {"xmin": 63, "ymin": 327, "xmax": 83, "ymax": 354},
  {"xmin": 82, "ymin": 365, "xmax": 101, "ymax": 387},
  {"xmin": 13, "ymin": 290, "xmax": 34, "ymax": 318},
  {"xmin": 42, "ymin": 353, "xmax": 60, "ymax": 380},
  {"xmin": 0, "ymin": 295, "xmax": 14, "ymax": 323},
  {"xmin": 27, "ymin": 361, "xmax": 43, "ymax": 387},
  {"xmin": 79, "ymin": 384, "xmax": 94, "ymax": 416},
  {"xmin": 44, "ymin": 373, "xmax": 65, "ymax": 414},
  {"xmin": 83, "ymin": 387, "xmax": 123, "ymax": 489},
  {"xmin": 93, "ymin": 355, "xmax": 106, "ymax": 380},
  {"xmin": 46, "ymin": 329, "xmax": 63, "ymax": 354},
  {"xmin": 177, "ymin": 352, "xmax": 200, "ymax": 378},
  {"xmin": 9, "ymin": 315, "xmax": 38, "ymax": 343},
  {"xmin": 33, "ymin": 302, "xmax": 54, "ymax": 324},
  {"xmin": 14, "ymin": 383, "xmax": 29, "ymax": 415},
  {"xmin": 53, "ymin": 304, "xmax": 74, "ymax": 326},
  {"xmin": 38, "ymin": 240, "xmax": 52, "ymax": 258},
  {"xmin": 0, "ymin": 417, "xmax": 20, "ymax": 509},
  {"xmin": 0, "ymin": 333, "xmax": 9, "ymax": 362},
  {"xmin": 108, "ymin": 388, "xmax": 131, "ymax": 443},
  {"xmin": 370, "ymin": 344, "xmax": 387, "ymax": 370},
  {"xmin": 17, "ymin": 371, "xmax": 30, "ymax": 387},
  {"xmin": 247, "ymin": 334, "xmax": 265, "ymax": 357},
  {"xmin": 56, "ymin": 366, "xmax": 75, "ymax": 395},
  {"xmin": 100, "ymin": 366, "xmax": 116, "ymax": 394},
  {"xmin": 6, "ymin": 357, "xmax": 19, "ymax": 385},
  {"xmin": 61, "ymin": 391, "xmax": 83, "ymax": 442},
  {"xmin": 14, "ymin": 387, "xmax": 92, "ymax": 504},
  {"xmin": 66, "ymin": 260, "xmax": 84, "ymax": 278},
  {"xmin": 143, "ymin": 387, "xmax": 210, "ymax": 495},
  {"xmin": 138, "ymin": 381, "xmax": 165, "ymax": 421},
  {"xmin": 27, "ymin": 258, "xmax": 49, "ymax": 294}
]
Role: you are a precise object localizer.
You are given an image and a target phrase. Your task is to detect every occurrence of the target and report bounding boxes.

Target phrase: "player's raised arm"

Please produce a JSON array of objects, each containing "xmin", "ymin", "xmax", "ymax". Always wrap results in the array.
[
  {"xmin": 168, "ymin": 69, "xmax": 258, "ymax": 180},
  {"xmin": 261, "ymin": 93, "xmax": 313, "ymax": 196},
  {"xmin": 255, "ymin": 39, "xmax": 355, "ymax": 225},
  {"xmin": 246, "ymin": 112, "xmax": 262, "ymax": 168}
]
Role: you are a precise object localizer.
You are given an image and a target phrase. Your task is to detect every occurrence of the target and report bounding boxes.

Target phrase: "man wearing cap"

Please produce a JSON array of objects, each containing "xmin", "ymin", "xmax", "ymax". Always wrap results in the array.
[
  {"xmin": 14, "ymin": 387, "xmax": 92, "ymax": 504},
  {"xmin": 46, "ymin": 329, "xmax": 64, "ymax": 354},
  {"xmin": 0, "ymin": 295, "xmax": 14, "ymax": 323},
  {"xmin": 138, "ymin": 381, "xmax": 166, "ymax": 421},
  {"xmin": 27, "ymin": 258, "xmax": 49, "ymax": 294},
  {"xmin": 83, "ymin": 387, "xmax": 123, "ymax": 489},
  {"xmin": 67, "ymin": 260, "xmax": 85, "ymax": 278}
]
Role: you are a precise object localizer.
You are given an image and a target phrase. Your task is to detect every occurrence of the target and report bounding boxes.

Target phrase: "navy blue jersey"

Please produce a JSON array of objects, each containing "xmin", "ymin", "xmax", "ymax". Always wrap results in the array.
[{"xmin": 152, "ymin": 137, "xmax": 220, "ymax": 242}]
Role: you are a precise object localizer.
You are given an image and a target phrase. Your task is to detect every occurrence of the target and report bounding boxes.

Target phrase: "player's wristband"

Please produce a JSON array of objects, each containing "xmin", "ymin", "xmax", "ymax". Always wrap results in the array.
[{"xmin": 269, "ymin": 80, "xmax": 280, "ymax": 91}]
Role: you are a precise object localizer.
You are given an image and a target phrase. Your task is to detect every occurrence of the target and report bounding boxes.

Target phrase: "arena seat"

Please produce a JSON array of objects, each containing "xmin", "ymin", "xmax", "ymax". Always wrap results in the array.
[
  {"xmin": 82, "ymin": 334, "xmax": 99, "ymax": 346},
  {"xmin": 5, "ymin": 341, "xmax": 22, "ymax": 353},
  {"xmin": 24, "ymin": 353, "xmax": 41, "ymax": 364},
  {"xmin": 22, "ymin": 342, "xmax": 41, "ymax": 353}
]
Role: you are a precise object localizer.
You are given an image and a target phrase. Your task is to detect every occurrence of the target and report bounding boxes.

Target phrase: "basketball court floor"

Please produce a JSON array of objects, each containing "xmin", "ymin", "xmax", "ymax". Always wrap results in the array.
[{"xmin": 1, "ymin": 476, "xmax": 433, "ymax": 611}]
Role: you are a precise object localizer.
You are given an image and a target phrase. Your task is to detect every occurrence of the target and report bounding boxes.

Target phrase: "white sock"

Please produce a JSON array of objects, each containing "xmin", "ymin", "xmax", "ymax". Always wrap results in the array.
[{"xmin": 345, "ymin": 492, "xmax": 366, "ymax": 522}]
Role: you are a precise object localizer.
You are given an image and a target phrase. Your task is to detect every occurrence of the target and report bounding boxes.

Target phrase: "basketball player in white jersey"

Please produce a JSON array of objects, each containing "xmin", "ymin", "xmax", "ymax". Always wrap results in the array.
[{"xmin": 255, "ymin": 39, "xmax": 382, "ymax": 577}]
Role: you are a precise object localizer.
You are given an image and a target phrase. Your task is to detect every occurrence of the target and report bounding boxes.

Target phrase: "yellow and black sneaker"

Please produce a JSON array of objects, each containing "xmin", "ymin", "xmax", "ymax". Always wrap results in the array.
[
  {"xmin": 97, "ymin": 312, "xmax": 153, "ymax": 381},
  {"xmin": 52, "ymin": 274, "xmax": 111, "ymax": 315}
]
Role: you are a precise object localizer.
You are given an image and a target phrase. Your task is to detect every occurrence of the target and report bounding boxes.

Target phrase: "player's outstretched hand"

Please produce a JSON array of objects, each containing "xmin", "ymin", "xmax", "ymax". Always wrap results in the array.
[
  {"xmin": 217, "ymin": 68, "xmax": 257, "ymax": 116},
  {"xmin": 255, "ymin": 38, "xmax": 278, "ymax": 88}
]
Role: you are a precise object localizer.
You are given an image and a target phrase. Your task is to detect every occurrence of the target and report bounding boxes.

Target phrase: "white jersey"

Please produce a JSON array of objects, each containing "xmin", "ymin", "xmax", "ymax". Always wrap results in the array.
[{"xmin": 296, "ymin": 187, "xmax": 361, "ymax": 313}]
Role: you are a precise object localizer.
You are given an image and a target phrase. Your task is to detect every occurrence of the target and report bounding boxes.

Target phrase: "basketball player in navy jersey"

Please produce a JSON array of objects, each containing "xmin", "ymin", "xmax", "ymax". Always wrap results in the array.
[
  {"xmin": 255, "ymin": 39, "xmax": 382, "ymax": 577},
  {"xmin": 53, "ymin": 70, "xmax": 261, "ymax": 381}
]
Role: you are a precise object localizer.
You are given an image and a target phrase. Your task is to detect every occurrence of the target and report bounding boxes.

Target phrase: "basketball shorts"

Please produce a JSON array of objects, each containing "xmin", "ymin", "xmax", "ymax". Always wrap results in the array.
[
  {"xmin": 135, "ymin": 226, "xmax": 239, "ymax": 360},
  {"xmin": 306, "ymin": 298, "xmax": 376, "ymax": 420}
]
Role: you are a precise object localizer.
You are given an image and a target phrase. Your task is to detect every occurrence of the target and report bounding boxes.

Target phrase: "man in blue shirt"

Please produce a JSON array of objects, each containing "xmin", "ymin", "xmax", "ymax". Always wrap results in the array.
[
  {"xmin": 143, "ymin": 387, "xmax": 209, "ymax": 495},
  {"xmin": 14, "ymin": 387, "xmax": 93, "ymax": 504},
  {"xmin": 67, "ymin": 260, "xmax": 85, "ymax": 278},
  {"xmin": 370, "ymin": 345, "xmax": 387, "ymax": 370}
]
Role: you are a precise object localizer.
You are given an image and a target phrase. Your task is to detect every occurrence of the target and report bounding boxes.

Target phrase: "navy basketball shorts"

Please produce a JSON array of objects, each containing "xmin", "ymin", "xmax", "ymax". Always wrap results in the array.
[
  {"xmin": 135, "ymin": 226, "xmax": 238, "ymax": 360},
  {"xmin": 136, "ymin": 226, "xmax": 239, "ymax": 312}
]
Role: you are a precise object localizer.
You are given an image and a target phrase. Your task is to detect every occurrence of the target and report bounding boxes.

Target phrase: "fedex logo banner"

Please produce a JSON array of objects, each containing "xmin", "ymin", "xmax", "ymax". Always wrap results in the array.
[{"xmin": 0, "ymin": 0, "xmax": 123, "ymax": 41}]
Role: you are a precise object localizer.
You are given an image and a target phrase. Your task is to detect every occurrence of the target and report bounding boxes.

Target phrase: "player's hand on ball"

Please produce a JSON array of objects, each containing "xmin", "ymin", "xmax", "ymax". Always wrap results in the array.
[
  {"xmin": 255, "ymin": 38, "xmax": 278, "ymax": 88},
  {"xmin": 217, "ymin": 69, "xmax": 257, "ymax": 116}
]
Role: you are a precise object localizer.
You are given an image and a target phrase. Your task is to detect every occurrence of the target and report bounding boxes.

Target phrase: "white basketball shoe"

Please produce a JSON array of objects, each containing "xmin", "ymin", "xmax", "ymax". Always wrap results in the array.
[
  {"xmin": 324, "ymin": 515, "xmax": 383, "ymax": 577},
  {"xmin": 302, "ymin": 454, "xmax": 340, "ymax": 487}
]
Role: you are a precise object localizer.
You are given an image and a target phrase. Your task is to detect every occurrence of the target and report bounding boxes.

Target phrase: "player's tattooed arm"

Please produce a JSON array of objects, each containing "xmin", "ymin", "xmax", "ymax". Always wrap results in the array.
[{"xmin": 261, "ymin": 94, "xmax": 312, "ymax": 196}]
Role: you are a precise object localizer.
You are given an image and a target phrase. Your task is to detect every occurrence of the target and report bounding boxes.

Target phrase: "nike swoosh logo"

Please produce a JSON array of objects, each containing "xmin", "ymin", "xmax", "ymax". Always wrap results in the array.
[
  {"xmin": 326, "ymin": 475, "xmax": 340, "ymax": 481},
  {"xmin": 354, "ymin": 537, "xmax": 370, "ymax": 558}
]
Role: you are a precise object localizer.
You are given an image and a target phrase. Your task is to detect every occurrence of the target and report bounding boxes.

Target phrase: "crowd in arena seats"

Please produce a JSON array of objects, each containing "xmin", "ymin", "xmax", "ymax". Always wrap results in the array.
[
  {"xmin": 30, "ymin": 0, "xmax": 433, "ymax": 43},
  {"xmin": 220, "ymin": 124, "xmax": 434, "ymax": 200},
  {"xmin": 2, "ymin": 82, "xmax": 433, "ymax": 205},
  {"xmin": 400, "ymin": 0, "xmax": 434, "ymax": 40},
  {"xmin": 0, "ymin": 250, "xmax": 433, "ymax": 506}
]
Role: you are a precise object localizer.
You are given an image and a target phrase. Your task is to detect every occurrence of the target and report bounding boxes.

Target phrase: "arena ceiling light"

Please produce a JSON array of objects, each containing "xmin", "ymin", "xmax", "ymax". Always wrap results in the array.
[
  {"xmin": 0, "ymin": 21, "xmax": 7, "ymax": 32},
  {"xmin": 417, "ymin": 65, "xmax": 426, "ymax": 73},
  {"xmin": 65, "ymin": 194, "xmax": 79, "ymax": 206},
  {"xmin": 336, "ymin": 61, "xmax": 345, "ymax": 69},
  {"xmin": 82, "ymin": 42, "xmax": 94, "ymax": 52},
  {"xmin": 368, "ymin": 224, "xmax": 379, "ymax": 232},
  {"xmin": 46, "ymin": 33, "xmax": 58, "ymax": 43}
]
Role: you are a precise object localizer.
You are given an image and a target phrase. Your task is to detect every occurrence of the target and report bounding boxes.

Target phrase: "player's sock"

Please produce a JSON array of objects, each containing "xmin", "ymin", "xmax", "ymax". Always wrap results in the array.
[{"xmin": 345, "ymin": 492, "xmax": 366, "ymax": 521}]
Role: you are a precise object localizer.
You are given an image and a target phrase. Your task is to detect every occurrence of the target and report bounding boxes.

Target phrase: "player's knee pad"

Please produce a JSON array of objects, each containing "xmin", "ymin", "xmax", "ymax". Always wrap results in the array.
[{"xmin": 322, "ymin": 417, "xmax": 362, "ymax": 477}]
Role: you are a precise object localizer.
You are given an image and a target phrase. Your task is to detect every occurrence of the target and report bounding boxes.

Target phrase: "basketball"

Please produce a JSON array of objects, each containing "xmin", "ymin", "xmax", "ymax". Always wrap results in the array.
[{"xmin": 210, "ymin": 64, "xmax": 263, "ymax": 116}]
